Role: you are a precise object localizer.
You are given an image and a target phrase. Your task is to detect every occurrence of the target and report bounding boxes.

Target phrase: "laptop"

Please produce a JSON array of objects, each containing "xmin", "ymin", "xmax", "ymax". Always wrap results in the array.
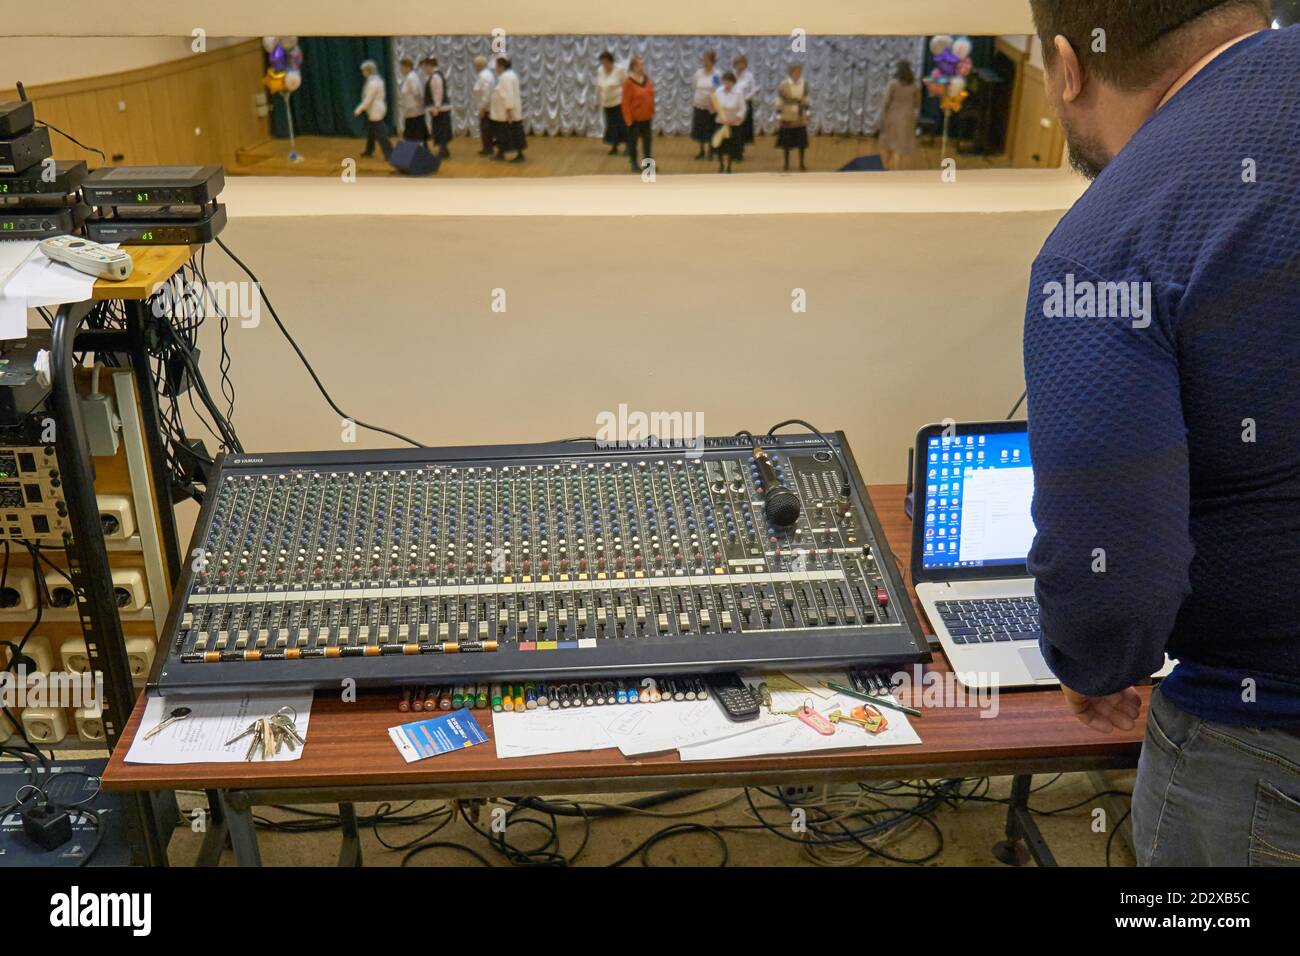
[{"xmin": 910, "ymin": 420, "xmax": 1173, "ymax": 690}]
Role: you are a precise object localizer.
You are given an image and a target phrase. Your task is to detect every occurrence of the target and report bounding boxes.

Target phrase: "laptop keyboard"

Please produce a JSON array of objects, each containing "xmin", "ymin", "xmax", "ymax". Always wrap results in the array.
[{"xmin": 935, "ymin": 597, "xmax": 1041, "ymax": 646}]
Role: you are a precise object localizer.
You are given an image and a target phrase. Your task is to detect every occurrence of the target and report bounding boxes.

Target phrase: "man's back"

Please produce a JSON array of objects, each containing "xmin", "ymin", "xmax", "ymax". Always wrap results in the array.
[{"xmin": 1024, "ymin": 26, "xmax": 1300, "ymax": 725}]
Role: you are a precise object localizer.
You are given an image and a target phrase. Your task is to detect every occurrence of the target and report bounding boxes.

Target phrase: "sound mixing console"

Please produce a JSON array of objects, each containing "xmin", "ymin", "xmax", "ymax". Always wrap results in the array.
[{"xmin": 150, "ymin": 434, "xmax": 928, "ymax": 695}]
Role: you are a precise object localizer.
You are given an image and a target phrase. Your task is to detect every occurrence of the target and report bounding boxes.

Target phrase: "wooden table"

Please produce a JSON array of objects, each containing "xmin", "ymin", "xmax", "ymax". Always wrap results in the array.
[{"xmin": 102, "ymin": 484, "xmax": 1146, "ymax": 865}]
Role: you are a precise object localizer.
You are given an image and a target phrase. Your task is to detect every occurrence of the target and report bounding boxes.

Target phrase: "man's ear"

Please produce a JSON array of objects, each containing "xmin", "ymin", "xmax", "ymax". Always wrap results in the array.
[{"xmin": 1053, "ymin": 35, "xmax": 1085, "ymax": 103}]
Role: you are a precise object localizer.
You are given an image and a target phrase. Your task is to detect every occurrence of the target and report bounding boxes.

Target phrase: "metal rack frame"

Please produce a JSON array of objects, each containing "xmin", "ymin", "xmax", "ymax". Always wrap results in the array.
[{"xmin": 47, "ymin": 297, "xmax": 183, "ymax": 866}]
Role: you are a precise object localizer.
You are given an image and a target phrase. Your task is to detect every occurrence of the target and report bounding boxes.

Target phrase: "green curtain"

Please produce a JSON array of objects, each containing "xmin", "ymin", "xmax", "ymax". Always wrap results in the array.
[{"xmin": 271, "ymin": 37, "xmax": 393, "ymax": 138}]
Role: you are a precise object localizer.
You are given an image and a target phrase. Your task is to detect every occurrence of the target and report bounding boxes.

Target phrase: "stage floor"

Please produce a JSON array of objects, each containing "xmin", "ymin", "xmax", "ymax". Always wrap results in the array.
[{"xmin": 233, "ymin": 132, "xmax": 1011, "ymax": 178}]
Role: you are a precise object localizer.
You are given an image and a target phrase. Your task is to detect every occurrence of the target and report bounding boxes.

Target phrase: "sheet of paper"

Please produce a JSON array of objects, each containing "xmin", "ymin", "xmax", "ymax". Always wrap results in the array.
[
  {"xmin": 3, "ymin": 249, "xmax": 101, "ymax": 307},
  {"xmin": 0, "ymin": 241, "xmax": 39, "ymax": 339},
  {"xmin": 492, "ymin": 707, "xmax": 615, "ymax": 758},
  {"xmin": 677, "ymin": 693, "xmax": 922, "ymax": 761},
  {"xmin": 0, "ymin": 294, "xmax": 25, "ymax": 340},
  {"xmin": 124, "ymin": 692, "xmax": 313, "ymax": 764},
  {"xmin": 594, "ymin": 697, "xmax": 786, "ymax": 756}
]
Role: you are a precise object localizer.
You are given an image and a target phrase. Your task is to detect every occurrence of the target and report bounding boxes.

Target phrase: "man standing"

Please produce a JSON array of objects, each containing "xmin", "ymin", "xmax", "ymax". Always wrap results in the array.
[
  {"xmin": 354, "ymin": 59, "xmax": 391, "ymax": 160},
  {"xmin": 398, "ymin": 58, "xmax": 427, "ymax": 144},
  {"xmin": 1023, "ymin": 1, "xmax": 1300, "ymax": 866},
  {"xmin": 473, "ymin": 55, "xmax": 496, "ymax": 156}
]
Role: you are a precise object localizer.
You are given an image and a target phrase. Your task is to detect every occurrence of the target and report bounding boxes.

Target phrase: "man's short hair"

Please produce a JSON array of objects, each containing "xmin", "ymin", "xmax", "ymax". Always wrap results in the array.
[
  {"xmin": 400, "ymin": 57, "xmax": 413, "ymax": 69},
  {"xmin": 1030, "ymin": 0, "xmax": 1271, "ymax": 89}
]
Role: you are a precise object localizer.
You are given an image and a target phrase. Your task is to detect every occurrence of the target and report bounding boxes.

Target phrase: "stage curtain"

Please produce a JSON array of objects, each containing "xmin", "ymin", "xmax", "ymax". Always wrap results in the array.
[
  {"xmin": 387, "ymin": 35, "xmax": 924, "ymax": 138},
  {"xmin": 272, "ymin": 37, "xmax": 394, "ymax": 139}
]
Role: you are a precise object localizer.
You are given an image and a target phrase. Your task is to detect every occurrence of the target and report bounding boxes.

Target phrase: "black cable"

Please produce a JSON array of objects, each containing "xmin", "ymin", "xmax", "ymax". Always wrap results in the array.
[
  {"xmin": 1106, "ymin": 807, "xmax": 1133, "ymax": 867},
  {"xmin": 1006, "ymin": 389, "xmax": 1027, "ymax": 420},
  {"xmin": 765, "ymin": 417, "xmax": 851, "ymax": 495},
  {"xmin": 36, "ymin": 122, "xmax": 106, "ymax": 162},
  {"xmin": 214, "ymin": 236, "xmax": 428, "ymax": 448}
]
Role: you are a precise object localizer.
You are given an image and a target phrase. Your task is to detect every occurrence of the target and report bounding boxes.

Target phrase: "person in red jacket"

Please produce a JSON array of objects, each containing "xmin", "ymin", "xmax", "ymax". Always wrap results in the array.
[{"xmin": 621, "ymin": 56, "xmax": 656, "ymax": 174}]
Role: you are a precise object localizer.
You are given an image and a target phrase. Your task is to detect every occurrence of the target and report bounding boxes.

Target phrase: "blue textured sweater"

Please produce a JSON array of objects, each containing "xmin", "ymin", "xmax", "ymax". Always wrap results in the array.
[{"xmin": 1023, "ymin": 27, "xmax": 1300, "ymax": 727}]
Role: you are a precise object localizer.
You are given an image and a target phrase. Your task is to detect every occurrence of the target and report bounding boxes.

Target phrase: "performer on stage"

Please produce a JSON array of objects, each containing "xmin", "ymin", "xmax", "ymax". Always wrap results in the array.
[
  {"xmin": 691, "ymin": 50, "xmax": 721, "ymax": 160},
  {"xmin": 354, "ymin": 60, "xmax": 392, "ymax": 160},
  {"xmin": 776, "ymin": 63, "xmax": 810, "ymax": 172},
  {"xmin": 732, "ymin": 55, "xmax": 757, "ymax": 161},
  {"xmin": 490, "ymin": 56, "xmax": 527, "ymax": 163},
  {"xmin": 879, "ymin": 59, "xmax": 921, "ymax": 171},
  {"xmin": 423, "ymin": 57, "xmax": 454, "ymax": 159},
  {"xmin": 398, "ymin": 58, "xmax": 428, "ymax": 145},
  {"xmin": 711, "ymin": 71, "xmax": 747, "ymax": 174},
  {"xmin": 621, "ymin": 55, "xmax": 655, "ymax": 174},
  {"xmin": 597, "ymin": 51, "xmax": 628, "ymax": 156},
  {"xmin": 473, "ymin": 55, "xmax": 496, "ymax": 156}
]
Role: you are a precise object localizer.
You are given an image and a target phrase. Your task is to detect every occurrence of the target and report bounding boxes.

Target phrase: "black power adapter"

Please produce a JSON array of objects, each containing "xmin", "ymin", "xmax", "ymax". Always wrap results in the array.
[{"xmin": 21, "ymin": 800, "xmax": 73, "ymax": 850}]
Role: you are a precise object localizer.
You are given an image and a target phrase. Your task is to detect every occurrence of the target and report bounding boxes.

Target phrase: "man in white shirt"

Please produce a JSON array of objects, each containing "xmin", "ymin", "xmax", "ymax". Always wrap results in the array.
[
  {"xmin": 354, "ymin": 60, "xmax": 392, "ymax": 160},
  {"xmin": 397, "ymin": 57, "xmax": 428, "ymax": 145},
  {"xmin": 488, "ymin": 56, "xmax": 526, "ymax": 162},
  {"xmin": 472, "ymin": 55, "xmax": 496, "ymax": 156}
]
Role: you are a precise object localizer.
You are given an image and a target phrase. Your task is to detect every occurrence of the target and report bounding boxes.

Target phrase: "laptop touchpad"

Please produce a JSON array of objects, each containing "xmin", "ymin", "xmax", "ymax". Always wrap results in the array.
[{"xmin": 1019, "ymin": 646, "xmax": 1057, "ymax": 682}]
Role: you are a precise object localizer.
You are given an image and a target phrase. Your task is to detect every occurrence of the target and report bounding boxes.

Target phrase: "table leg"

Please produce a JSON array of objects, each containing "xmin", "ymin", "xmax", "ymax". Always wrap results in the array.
[
  {"xmin": 994, "ymin": 774, "xmax": 1058, "ymax": 867},
  {"xmin": 219, "ymin": 792, "xmax": 263, "ymax": 867},
  {"xmin": 338, "ymin": 802, "xmax": 363, "ymax": 867}
]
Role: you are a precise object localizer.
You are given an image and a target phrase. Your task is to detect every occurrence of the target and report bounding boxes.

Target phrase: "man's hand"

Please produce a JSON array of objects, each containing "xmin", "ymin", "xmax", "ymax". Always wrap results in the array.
[{"xmin": 1060, "ymin": 683, "xmax": 1142, "ymax": 733}]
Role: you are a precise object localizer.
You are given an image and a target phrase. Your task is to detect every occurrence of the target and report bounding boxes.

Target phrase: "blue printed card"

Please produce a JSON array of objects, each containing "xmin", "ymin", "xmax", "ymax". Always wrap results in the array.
[{"xmin": 389, "ymin": 708, "xmax": 489, "ymax": 763}]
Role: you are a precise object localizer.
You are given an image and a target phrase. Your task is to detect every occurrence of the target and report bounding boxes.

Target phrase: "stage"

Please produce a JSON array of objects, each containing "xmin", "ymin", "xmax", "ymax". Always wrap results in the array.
[{"xmin": 233, "ymin": 132, "xmax": 1010, "ymax": 178}]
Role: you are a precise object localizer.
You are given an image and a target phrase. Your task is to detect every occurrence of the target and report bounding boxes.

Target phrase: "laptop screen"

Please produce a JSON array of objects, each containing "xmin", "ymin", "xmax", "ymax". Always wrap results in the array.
[{"xmin": 919, "ymin": 428, "xmax": 1036, "ymax": 571}]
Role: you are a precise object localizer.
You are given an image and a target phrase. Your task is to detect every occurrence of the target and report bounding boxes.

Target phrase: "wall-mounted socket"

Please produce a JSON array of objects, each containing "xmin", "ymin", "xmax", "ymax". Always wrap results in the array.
[
  {"xmin": 125, "ymin": 636, "xmax": 156, "ymax": 679},
  {"xmin": 60, "ymin": 636, "xmax": 90, "ymax": 673},
  {"xmin": 97, "ymin": 494, "xmax": 135, "ymax": 539},
  {"xmin": 21, "ymin": 707, "xmax": 68, "ymax": 744},
  {"xmin": 75, "ymin": 705, "xmax": 105, "ymax": 742},
  {"xmin": 112, "ymin": 568, "xmax": 147, "ymax": 611},
  {"xmin": 45, "ymin": 571, "xmax": 76, "ymax": 609},
  {"xmin": 0, "ymin": 569, "xmax": 36, "ymax": 611}
]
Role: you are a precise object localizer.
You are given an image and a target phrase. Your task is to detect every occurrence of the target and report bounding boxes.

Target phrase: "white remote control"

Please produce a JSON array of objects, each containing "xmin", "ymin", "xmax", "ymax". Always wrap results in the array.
[{"xmin": 38, "ymin": 235, "xmax": 133, "ymax": 281}]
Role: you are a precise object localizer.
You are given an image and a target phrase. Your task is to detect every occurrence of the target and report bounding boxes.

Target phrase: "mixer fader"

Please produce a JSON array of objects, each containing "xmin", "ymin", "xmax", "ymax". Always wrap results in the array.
[{"xmin": 150, "ymin": 434, "xmax": 927, "ymax": 695}]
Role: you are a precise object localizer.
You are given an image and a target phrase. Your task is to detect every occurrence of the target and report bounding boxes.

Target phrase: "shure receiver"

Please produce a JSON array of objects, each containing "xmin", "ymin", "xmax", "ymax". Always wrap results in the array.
[
  {"xmin": 149, "ymin": 434, "xmax": 927, "ymax": 695},
  {"xmin": 81, "ymin": 165, "xmax": 225, "ymax": 206}
]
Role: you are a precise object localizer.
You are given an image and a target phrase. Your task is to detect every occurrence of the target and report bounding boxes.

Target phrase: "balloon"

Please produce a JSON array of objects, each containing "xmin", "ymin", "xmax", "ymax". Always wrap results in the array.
[
  {"xmin": 929, "ymin": 35, "xmax": 953, "ymax": 56},
  {"xmin": 952, "ymin": 36, "xmax": 973, "ymax": 60},
  {"xmin": 262, "ymin": 36, "xmax": 278, "ymax": 53},
  {"xmin": 262, "ymin": 68, "xmax": 286, "ymax": 94},
  {"xmin": 284, "ymin": 69, "xmax": 302, "ymax": 92},
  {"xmin": 280, "ymin": 36, "xmax": 299, "ymax": 50},
  {"xmin": 957, "ymin": 58, "xmax": 973, "ymax": 77},
  {"xmin": 936, "ymin": 49, "xmax": 960, "ymax": 76},
  {"xmin": 269, "ymin": 43, "xmax": 288, "ymax": 72},
  {"xmin": 289, "ymin": 47, "xmax": 303, "ymax": 69},
  {"xmin": 948, "ymin": 76, "xmax": 967, "ymax": 95}
]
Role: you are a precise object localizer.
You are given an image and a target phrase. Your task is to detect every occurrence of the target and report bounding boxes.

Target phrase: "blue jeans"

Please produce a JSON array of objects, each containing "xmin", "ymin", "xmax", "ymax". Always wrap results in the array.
[{"xmin": 1133, "ymin": 685, "xmax": 1300, "ymax": 866}]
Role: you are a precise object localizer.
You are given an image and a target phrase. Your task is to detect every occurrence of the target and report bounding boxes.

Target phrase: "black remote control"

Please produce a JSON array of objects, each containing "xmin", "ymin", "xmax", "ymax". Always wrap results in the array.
[{"xmin": 706, "ymin": 673, "xmax": 761, "ymax": 722}]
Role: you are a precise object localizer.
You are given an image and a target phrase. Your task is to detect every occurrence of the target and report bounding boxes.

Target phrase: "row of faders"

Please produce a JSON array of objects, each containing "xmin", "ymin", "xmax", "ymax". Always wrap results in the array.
[{"xmin": 155, "ymin": 436, "xmax": 927, "ymax": 693}]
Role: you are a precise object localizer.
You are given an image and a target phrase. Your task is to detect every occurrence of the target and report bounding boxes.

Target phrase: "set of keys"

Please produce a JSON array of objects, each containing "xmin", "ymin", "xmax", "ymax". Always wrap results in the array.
[
  {"xmin": 225, "ymin": 707, "xmax": 305, "ymax": 761},
  {"xmin": 828, "ymin": 704, "xmax": 890, "ymax": 735}
]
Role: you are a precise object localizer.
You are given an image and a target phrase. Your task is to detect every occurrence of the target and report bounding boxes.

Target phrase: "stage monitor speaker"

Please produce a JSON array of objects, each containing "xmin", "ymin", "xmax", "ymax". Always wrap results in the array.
[{"xmin": 388, "ymin": 141, "xmax": 441, "ymax": 176}]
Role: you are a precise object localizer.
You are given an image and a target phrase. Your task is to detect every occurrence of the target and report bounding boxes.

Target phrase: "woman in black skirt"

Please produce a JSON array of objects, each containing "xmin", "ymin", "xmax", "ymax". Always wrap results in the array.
[
  {"xmin": 733, "ymin": 55, "xmax": 756, "ymax": 161},
  {"xmin": 775, "ymin": 63, "xmax": 810, "ymax": 171},
  {"xmin": 690, "ymin": 50, "xmax": 720, "ymax": 160},
  {"xmin": 489, "ymin": 56, "xmax": 527, "ymax": 162},
  {"xmin": 596, "ymin": 51, "xmax": 627, "ymax": 156},
  {"xmin": 712, "ymin": 72, "xmax": 746, "ymax": 173}
]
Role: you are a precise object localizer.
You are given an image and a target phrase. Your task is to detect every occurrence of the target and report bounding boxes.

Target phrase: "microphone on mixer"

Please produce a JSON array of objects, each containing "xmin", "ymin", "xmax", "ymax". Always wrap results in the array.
[{"xmin": 752, "ymin": 447, "xmax": 802, "ymax": 528}]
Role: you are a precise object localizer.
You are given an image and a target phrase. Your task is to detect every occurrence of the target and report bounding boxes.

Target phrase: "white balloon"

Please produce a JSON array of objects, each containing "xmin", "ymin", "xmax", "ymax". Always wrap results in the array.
[
  {"xmin": 952, "ymin": 37, "xmax": 973, "ymax": 59},
  {"xmin": 262, "ymin": 36, "xmax": 279, "ymax": 53},
  {"xmin": 284, "ymin": 69, "xmax": 302, "ymax": 92},
  {"xmin": 929, "ymin": 35, "xmax": 953, "ymax": 56},
  {"xmin": 948, "ymin": 76, "xmax": 967, "ymax": 95},
  {"xmin": 280, "ymin": 36, "xmax": 299, "ymax": 50}
]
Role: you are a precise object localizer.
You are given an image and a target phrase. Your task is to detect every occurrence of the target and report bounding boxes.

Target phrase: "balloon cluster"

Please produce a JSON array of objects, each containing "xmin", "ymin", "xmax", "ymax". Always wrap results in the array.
[
  {"xmin": 261, "ymin": 36, "xmax": 304, "ymax": 95},
  {"xmin": 925, "ymin": 35, "xmax": 973, "ymax": 113}
]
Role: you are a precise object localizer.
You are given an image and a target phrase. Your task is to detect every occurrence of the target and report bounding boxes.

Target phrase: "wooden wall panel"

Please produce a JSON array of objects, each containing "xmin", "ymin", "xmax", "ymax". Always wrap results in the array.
[{"xmin": 0, "ymin": 39, "xmax": 268, "ymax": 170}]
